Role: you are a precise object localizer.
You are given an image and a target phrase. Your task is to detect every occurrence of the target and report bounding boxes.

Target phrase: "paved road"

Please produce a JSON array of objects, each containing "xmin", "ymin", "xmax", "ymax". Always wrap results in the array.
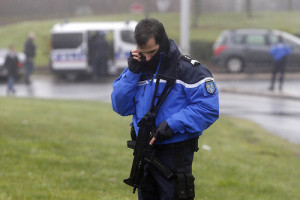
[
  {"xmin": 220, "ymin": 93, "xmax": 300, "ymax": 144},
  {"xmin": 217, "ymin": 73, "xmax": 300, "ymax": 144},
  {"xmin": 0, "ymin": 75, "xmax": 114, "ymax": 102},
  {"xmin": 0, "ymin": 74, "xmax": 299, "ymax": 144}
]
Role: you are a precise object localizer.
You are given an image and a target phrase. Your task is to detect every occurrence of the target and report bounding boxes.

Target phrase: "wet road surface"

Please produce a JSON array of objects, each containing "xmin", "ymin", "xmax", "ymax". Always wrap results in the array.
[
  {"xmin": 0, "ymin": 75, "xmax": 114, "ymax": 102},
  {"xmin": 220, "ymin": 93, "xmax": 300, "ymax": 144}
]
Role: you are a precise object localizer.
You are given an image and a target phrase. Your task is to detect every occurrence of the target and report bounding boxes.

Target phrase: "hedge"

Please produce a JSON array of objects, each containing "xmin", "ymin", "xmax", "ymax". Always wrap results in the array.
[{"xmin": 190, "ymin": 40, "xmax": 214, "ymax": 62}]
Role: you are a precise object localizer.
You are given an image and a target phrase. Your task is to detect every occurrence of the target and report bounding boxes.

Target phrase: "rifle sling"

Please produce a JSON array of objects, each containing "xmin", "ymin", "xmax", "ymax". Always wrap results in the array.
[{"xmin": 149, "ymin": 77, "xmax": 175, "ymax": 116}]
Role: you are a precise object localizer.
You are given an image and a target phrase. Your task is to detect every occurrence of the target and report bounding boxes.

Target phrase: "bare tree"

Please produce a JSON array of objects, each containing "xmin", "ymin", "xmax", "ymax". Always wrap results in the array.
[
  {"xmin": 245, "ymin": 0, "xmax": 252, "ymax": 18},
  {"xmin": 192, "ymin": 0, "xmax": 201, "ymax": 28}
]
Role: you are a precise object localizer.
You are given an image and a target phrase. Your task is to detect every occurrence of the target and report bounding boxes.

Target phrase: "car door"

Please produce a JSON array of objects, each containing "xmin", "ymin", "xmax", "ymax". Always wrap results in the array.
[
  {"xmin": 114, "ymin": 29, "xmax": 136, "ymax": 69},
  {"xmin": 244, "ymin": 33, "xmax": 271, "ymax": 66},
  {"xmin": 282, "ymin": 37, "xmax": 300, "ymax": 68},
  {"xmin": 51, "ymin": 32, "xmax": 87, "ymax": 70}
]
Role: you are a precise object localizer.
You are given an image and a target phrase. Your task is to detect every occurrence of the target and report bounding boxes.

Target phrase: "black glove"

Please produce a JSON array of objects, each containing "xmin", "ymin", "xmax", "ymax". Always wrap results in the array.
[
  {"xmin": 154, "ymin": 121, "xmax": 174, "ymax": 141},
  {"xmin": 128, "ymin": 52, "xmax": 141, "ymax": 74}
]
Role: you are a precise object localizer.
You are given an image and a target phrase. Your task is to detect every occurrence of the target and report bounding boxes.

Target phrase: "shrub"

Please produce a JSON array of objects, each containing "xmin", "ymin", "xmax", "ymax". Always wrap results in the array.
[{"xmin": 190, "ymin": 40, "xmax": 214, "ymax": 62}]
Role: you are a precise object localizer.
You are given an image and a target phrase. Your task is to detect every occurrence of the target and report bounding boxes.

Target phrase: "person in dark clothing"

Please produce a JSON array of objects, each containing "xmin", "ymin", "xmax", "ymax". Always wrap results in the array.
[
  {"xmin": 111, "ymin": 18, "xmax": 219, "ymax": 200},
  {"xmin": 23, "ymin": 32, "xmax": 36, "ymax": 84},
  {"xmin": 4, "ymin": 45, "xmax": 19, "ymax": 95},
  {"xmin": 269, "ymin": 35, "xmax": 291, "ymax": 91},
  {"xmin": 91, "ymin": 31, "xmax": 108, "ymax": 77}
]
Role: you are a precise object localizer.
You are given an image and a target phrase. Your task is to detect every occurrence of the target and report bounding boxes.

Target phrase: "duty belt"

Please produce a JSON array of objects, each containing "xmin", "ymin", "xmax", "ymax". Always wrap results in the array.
[{"xmin": 154, "ymin": 137, "xmax": 199, "ymax": 152}]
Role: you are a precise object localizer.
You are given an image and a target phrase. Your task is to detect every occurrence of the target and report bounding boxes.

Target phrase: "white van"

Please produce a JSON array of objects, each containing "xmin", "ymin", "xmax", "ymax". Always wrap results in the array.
[{"xmin": 50, "ymin": 21, "xmax": 137, "ymax": 78}]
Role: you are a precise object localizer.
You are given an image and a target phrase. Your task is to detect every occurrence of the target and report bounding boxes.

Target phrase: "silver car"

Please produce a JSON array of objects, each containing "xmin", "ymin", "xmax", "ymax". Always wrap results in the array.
[{"xmin": 212, "ymin": 29, "xmax": 300, "ymax": 73}]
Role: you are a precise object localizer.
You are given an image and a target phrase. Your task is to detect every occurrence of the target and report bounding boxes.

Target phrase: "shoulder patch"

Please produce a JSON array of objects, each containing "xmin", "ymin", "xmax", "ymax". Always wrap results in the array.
[
  {"xmin": 181, "ymin": 55, "xmax": 201, "ymax": 66},
  {"xmin": 205, "ymin": 80, "xmax": 216, "ymax": 94}
]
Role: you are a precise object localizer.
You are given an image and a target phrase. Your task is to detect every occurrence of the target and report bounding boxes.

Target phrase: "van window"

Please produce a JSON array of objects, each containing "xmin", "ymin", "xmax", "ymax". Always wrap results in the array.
[
  {"xmin": 121, "ymin": 30, "xmax": 135, "ymax": 44},
  {"xmin": 52, "ymin": 33, "xmax": 83, "ymax": 49},
  {"xmin": 245, "ymin": 34, "xmax": 266, "ymax": 46}
]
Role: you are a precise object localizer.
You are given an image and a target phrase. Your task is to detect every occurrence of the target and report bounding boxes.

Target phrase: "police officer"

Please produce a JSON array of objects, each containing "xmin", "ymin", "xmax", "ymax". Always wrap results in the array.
[
  {"xmin": 269, "ymin": 35, "xmax": 291, "ymax": 91},
  {"xmin": 91, "ymin": 31, "xmax": 108, "ymax": 77},
  {"xmin": 111, "ymin": 18, "xmax": 219, "ymax": 200}
]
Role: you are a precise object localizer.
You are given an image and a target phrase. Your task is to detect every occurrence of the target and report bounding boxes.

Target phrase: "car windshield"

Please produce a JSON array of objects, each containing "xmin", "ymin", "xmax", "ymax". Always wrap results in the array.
[
  {"xmin": 281, "ymin": 31, "xmax": 300, "ymax": 46},
  {"xmin": 213, "ymin": 31, "xmax": 228, "ymax": 49}
]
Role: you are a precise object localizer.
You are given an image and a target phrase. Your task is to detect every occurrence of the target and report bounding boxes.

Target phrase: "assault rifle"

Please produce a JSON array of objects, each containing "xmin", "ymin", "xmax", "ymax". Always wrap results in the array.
[
  {"xmin": 123, "ymin": 79, "xmax": 175, "ymax": 193},
  {"xmin": 123, "ymin": 113, "xmax": 174, "ymax": 193}
]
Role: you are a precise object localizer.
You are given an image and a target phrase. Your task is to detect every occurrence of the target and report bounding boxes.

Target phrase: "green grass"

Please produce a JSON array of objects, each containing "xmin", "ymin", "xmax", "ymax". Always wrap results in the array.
[
  {"xmin": 0, "ymin": 97, "xmax": 299, "ymax": 200},
  {"xmin": 1, "ymin": 12, "xmax": 300, "ymax": 67}
]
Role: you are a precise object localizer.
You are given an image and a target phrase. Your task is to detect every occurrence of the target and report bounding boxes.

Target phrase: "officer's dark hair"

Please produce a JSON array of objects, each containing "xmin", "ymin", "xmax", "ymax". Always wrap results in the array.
[{"xmin": 134, "ymin": 18, "xmax": 168, "ymax": 48}]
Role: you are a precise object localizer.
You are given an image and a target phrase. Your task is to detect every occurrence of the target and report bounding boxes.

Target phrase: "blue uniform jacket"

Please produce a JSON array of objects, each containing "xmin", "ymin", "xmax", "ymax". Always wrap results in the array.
[
  {"xmin": 111, "ymin": 40, "xmax": 219, "ymax": 145},
  {"xmin": 270, "ymin": 43, "xmax": 291, "ymax": 61}
]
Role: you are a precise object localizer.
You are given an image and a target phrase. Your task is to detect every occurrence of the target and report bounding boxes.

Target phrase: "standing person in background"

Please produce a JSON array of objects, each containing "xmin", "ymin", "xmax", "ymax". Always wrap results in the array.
[
  {"xmin": 24, "ymin": 32, "xmax": 36, "ymax": 85},
  {"xmin": 269, "ymin": 35, "xmax": 291, "ymax": 91},
  {"xmin": 5, "ymin": 45, "xmax": 19, "ymax": 95},
  {"xmin": 91, "ymin": 31, "xmax": 108, "ymax": 78}
]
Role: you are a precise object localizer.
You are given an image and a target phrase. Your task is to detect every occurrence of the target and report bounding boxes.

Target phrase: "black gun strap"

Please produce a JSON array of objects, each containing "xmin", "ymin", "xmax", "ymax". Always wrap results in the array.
[
  {"xmin": 149, "ymin": 78, "xmax": 175, "ymax": 116},
  {"xmin": 147, "ymin": 53, "xmax": 183, "ymax": 119},
  {"xmin": 149, "ymin": 53, "xmax": 185, "ymax": 116}
]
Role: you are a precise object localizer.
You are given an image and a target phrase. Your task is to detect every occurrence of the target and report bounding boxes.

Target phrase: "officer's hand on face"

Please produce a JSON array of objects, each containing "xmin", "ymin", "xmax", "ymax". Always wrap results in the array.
[
  {"xmin": 128, "ymin": 49, "xmax": 143, "ymax": 74},
  {"xmin": 149, "ymin": 121, "xmax": 174, "ymax": 145}
]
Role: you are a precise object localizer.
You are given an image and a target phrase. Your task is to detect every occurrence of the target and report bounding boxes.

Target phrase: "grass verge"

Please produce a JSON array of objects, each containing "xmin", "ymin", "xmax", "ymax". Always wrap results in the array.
[{"xmin": 0, "ymin": 97, "xmax": 299, "ymax": 200}]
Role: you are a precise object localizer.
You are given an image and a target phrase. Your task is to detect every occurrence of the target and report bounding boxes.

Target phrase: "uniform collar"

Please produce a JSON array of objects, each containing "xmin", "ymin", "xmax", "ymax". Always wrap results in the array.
[{"xmin": 156, "ymin": 39, "xmax": 181, "ymax": 81}]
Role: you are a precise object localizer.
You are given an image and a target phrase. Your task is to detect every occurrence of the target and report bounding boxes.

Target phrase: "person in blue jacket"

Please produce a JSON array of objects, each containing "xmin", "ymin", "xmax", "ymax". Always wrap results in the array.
[
  {"xmin": 269, "ymin": 35, "xmax": 291, "ymax": 91},
  {"xmin": 111, "ymin": 18, "xmax": 219, "ymax": 200}
]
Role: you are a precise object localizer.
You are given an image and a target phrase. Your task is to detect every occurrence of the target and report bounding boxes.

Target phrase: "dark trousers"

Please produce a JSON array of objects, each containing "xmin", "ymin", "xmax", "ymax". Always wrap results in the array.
[
  {"xmin": 25, "ymin": 59, "xmax": 34, "ymax": 83},
  {"xmin": 270, "ymin": 57, "xmax": 287, "ymax": 90},
  {"xmin": 138, "ymin": 144, "xmax": 195, "ymax": 200},
  {"xmin": 7, "ymin": 75, "xmax": 15, "ymax": 94},
  {"xmin": 93, "ymin": 57, "xmax": 107, "ymax": 77}
]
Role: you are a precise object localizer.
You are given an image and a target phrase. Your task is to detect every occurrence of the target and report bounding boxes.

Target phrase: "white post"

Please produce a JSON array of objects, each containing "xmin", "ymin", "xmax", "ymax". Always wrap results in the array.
[
  {"xmin": 235, "ymin": 0, "xmax": 243, "ymax": 12},
  {"xmin": 180, "ymin": 0, "xmax": 191, "ymax": 55}
]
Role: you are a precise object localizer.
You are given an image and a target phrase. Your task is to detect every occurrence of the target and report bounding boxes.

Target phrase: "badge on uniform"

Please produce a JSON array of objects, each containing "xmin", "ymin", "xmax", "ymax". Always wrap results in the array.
[
  {"xmin": 205, "ymin": 81, "xmax": 216, "ymax": 94},
  {"xmin": 182, "ymin": 55, "xmax": 200, "ymax": 66}
]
